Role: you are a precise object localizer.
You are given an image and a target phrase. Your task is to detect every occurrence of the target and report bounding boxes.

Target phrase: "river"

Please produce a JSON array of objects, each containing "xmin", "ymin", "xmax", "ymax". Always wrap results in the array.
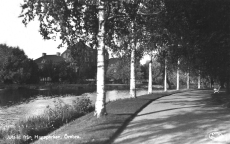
[{"xmin": 0, "ymin": 88, "xmax": 155, "ymax": 129}]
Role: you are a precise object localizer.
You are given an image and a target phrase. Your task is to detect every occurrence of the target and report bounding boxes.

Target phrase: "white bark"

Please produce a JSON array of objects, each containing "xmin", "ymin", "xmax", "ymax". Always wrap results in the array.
[
  {"xmin": 130, "ymin": 20, "xmax": 136, "ymax": 98},
  {"xmin": 164, "ymin": 59, "xmax": 167, "ymax": 91},
  {"xmin": 130, "ymin": 48, "xmax": 136, "ymax": 98},
  {"xmin": 148, "ymin": 59, "xmax": 152, "ymax": 94},
  {"xmin": 94, "ymin": 1, "xmax": 106, "ymax": 118},
  {"xmin": 198, "ymin": 71, "xmax": 201, "ymax": 89},
  {"xmin": 176, "ymin": 60, "xmax": 180, "ymax": 90},
  {"xmin": 187, "ymin": 72, "xmax": 190, "ymax": 89},
  {"xmin": 176, "ymin": 68, "xmax": 179, "ymax": 90}
]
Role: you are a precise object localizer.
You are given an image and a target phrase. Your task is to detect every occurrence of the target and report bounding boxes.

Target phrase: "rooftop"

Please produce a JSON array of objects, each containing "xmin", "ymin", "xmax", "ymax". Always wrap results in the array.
[{"xmin": 34, "ymin": 55, "xmax": 65, "ymax": 64}]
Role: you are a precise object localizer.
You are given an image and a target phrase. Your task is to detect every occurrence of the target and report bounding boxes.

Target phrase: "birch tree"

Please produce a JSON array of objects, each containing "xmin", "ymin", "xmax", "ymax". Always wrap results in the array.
[
  {"xmin": 187, "ymin": 71, "xmax": 190, "ymax": 89},
  {"xmin": 148, "ymin": 57, "xmax": 153, "ymax": 94},
  {"xmin": 163, "ymin": 0, "xmax": 230, "ymax": 93},
  {"xmin": 110, "ymin": 1, "xmax": 163, "ymax": 97},
  {"xmin": 198, "ymin": 70, "xmax": 201, "ymax": 89},
  {"xmin": 20, "ymin": 0, "xmax": 108, "ymax": 117},
  {"xmin": 20, "ymin": 0, "xmax": 164, "ymax": 117},
  {"xmin": 176, "ymin": 59, "xmax": 180, "ymax": 90},
  {"xmin": 95, "ymin": 0, "xmax": 106, "ymax": 117},
  {"xmin": 164, "ymin": 58, "xmax": 167, "ymax": 91},
  {"xmin": 145, "ymin": 41, "xmax": 158, "ymax": 94},
  {"xmin": 130, "ymin": 39, "xmax": 136, "ymax": 97}
]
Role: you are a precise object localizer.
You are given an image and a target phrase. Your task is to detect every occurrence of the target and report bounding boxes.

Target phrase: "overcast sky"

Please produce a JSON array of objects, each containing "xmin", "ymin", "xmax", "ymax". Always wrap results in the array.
[{"xmin": 0, "ymin": 0, "xmax": 65, "ymax": 60}]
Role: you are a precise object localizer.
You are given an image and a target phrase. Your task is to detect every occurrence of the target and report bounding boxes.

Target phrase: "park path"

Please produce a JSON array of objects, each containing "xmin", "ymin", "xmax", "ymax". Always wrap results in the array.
[{"xmin": 112, "ymin": 90, "xmax": 230, "ymax": 144}]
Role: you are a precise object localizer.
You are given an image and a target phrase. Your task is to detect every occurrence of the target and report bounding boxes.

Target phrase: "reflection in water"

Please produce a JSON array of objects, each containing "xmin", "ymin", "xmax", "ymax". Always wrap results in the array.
[
  {"xmin": 0, "ymin": 88, "xmax": 93, "ymax": 107},
  {"xmin": 0, "ymin": 88, "xmax": 153, "ymax": 129}
]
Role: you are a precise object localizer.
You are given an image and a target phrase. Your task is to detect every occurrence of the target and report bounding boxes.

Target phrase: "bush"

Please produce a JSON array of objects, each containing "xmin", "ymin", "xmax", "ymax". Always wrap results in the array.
[{"xmin": 0, "ymin": 97, "xmax": 94, "ymax": 144}]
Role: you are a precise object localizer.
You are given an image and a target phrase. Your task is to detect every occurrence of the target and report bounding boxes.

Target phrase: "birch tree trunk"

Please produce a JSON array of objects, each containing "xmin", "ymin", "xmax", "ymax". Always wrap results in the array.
[
  {"xmin": 148, "ymin": 58, "xmax": 152, "ymax": 94},
  {"xmin": 94, "ymin": 1, "xmax": 106, "ymax": 118},
  {"xmin": 176, "ymin": 60, "xmax": 180, "ymax": 90},
  {"xmin": 187, "ymin": 72, "xmax": 190, "ymax": 89},
  {"xmin": 176, "ymin": 68, "xmax": 179, "ymax": 90},
  {"xmin": 130, "ymin": 47, "xmax": 136, "ymax": 98},
  {"xmin": 164, "ymin": 59, "xmax": 167, "ymax": 91},
  {"xmin": 130, "ymin": 20, "xmax": 136, "ymax": 98},
  {"xmin": 198, "ymin": 70, "xmax": 201, "ymax": 89}
]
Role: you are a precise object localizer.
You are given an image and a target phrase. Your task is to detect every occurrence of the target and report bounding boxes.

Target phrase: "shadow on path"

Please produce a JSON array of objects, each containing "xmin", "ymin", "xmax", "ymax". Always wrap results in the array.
[
  {"xmin": 137, "ymin": 105, "xmax": 205, "ymax": 117},
  {"xmin": 112, "ymin": 90, "xmax": 230, "ymax": 144}
]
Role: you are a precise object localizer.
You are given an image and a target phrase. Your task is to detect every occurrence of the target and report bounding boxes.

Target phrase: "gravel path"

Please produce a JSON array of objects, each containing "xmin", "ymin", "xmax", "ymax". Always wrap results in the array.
[{"xmin": 113, "ymin": 90, "xmax": 230, "ymax": 144}]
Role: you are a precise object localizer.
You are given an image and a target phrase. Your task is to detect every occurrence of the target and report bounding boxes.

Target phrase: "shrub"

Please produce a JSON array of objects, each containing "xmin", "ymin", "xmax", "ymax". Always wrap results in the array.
[{"xmin": 0, "ymin": 97, "xmax": 94, "ymax": 144}]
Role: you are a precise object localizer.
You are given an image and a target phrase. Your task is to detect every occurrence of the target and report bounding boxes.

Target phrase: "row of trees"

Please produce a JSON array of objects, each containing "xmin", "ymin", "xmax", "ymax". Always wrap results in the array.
[
  {"xmin": 105, "ymin": 56, "xmax": 199, "ymax": 88},
  {"xmin": 160, "ymin": 0, "xmax": 230, "ymax": 91},
  {"xmin": 144, "ymin": 0, "xmax": 230, "ymax": 93},
  {"xmin": 20, "ymin": 0, "xmax": 230, "ymax": 117}
]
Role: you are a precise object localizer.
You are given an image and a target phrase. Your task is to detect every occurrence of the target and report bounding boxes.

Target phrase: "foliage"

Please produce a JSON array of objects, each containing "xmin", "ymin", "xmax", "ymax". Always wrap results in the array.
[
  {"xmin": 0, "ymin": 44, "xmax": 12, "ymax": 70},
  {"xmin": 141, "ymin": 58, "xmax": 200, "ymax": 88},
  {"xmin": 106, "ymin": 57, "xmax": 143, "ymax": 83},
  {"xmin": 141, "ymin": 60, "xmax": 162, "ymax": 83},
  {"xmin": 20, "ymin": 0, "xmax": 165, "ymax": 55},
  {"xmin": 39, "ymin": 61, "xmax": 78, "ymax": 83},
  {"xmin": 162, "ymin": 0, "xmax": 230, "ymax": 86},
  {"xmin": 58, "ymin": 61, "xmax": 77, "ymax": 83},
  {"xmin": 0, "ymin": 45, "xmax": 38, "ymax": 84},
  {"xmin": 0, "ymin": 97, "xmax": 94, "ymax": 144},
  {"xmin": 25, "ymin": 59, "xmax": 40, "ymax": 84},
  {"xmin": 19, "ymin": 0, "xmax": 167, "ymax": 116}
]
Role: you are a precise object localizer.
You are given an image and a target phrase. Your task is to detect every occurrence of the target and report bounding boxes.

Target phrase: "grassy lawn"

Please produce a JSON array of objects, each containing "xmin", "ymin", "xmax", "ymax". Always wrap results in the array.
[{"xmin": 33, "ymin": 89, "xmax": 190, "ymax": 144}]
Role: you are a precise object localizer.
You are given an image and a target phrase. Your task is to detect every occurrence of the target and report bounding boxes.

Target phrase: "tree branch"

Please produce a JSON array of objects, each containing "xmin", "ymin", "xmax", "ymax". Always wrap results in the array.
[
  {"xmin": 137, "ymin": 10, "xmax": 160, "ymax": 15},
  {"xmin": 107, "ymin": 14, "xmax": 128, "ymax": 21}
]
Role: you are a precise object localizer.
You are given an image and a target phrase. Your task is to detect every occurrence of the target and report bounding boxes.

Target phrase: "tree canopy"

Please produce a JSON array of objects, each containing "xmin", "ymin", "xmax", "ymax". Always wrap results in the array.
[
  {"xmin": 19, "ymin": 0, "xmax": 230, "ymax": 116},
  {"xmin": 106, "ymin": 57, "xmax": 143, "ymax": 83},
  {"xmin": 159, "ymin": 0, "xmax": 230, "ymax": 86},
  {"xmin": 0, "ymin": 45, "xmax": 39, "ymax": 84}
]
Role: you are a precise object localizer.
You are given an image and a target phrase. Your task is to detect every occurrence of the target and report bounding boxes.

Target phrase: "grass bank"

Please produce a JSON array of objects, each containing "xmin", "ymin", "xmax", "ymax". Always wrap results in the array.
[
  {"xmin": 32, "ymin": 89, "xmax": 191, "ymax": 144},
  {"xmin": 0, "ymin": 97, "xmax": 94, "ymax": 144}
]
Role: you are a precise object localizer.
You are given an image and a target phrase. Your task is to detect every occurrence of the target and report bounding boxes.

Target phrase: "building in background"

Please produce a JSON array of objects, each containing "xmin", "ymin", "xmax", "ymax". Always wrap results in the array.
[
  {"xmin": 61, "ymin": 41, "xmax": 97, "ymax": 82},
  {"xmin": 34, "ymin": 52, "xmax": 64, "ymax": 69},
  {"xmin": 34, "ymin": 41, "xmax": 110, "ymax": 83},
  {"xmin": 34, "ymin": 52, "xmax": 65, "ymax": 83},
  {"xmin": 61, "ymin": 41, "xmax": 97, "ymax": 72}
]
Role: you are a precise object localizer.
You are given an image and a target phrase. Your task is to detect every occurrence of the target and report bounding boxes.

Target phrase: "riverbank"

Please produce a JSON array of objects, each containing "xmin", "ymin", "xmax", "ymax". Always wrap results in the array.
[
  {"xmin": 0, "ymin": 97, "xmax": 94, "ymax": 144},
  {"xmin": 32, "ymin": 89, "xmax": 191, "ymax": 144},
  {"xmin": 0, "ymin": 83, "xmax": 146, "ymax": 91},
  {"xmin": 0, "ymin": 89, "xmax": 149, "ymax": 130},
  {"xmin": 0, "ymin": 83, "xmax": 96, "ymax": 90}
]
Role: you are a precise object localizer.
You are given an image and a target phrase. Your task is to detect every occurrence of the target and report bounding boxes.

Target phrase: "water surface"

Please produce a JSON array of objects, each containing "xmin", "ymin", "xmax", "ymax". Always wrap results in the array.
[{"xmin": 0, "ymin": 88, "xmax": 150, "ymax": 129}]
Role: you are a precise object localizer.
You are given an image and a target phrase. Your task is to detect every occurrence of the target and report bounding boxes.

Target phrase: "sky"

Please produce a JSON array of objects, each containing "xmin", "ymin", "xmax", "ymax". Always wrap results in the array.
[
  {"xmin": 0, "ymin": 0, "xmax": 65, "ymax": 60},
  {"xmin": 0, "ymin": 0, "xmax": 149, "ymax": 64}
]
